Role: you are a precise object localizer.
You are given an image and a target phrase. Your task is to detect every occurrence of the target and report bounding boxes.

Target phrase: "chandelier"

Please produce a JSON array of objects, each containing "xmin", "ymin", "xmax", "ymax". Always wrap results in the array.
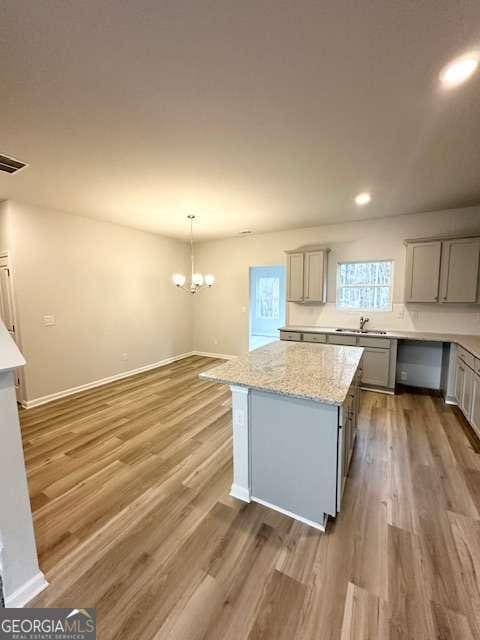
[{"xmin": 172, "ymin": 215, "xmax": 215, "ymax": 294}]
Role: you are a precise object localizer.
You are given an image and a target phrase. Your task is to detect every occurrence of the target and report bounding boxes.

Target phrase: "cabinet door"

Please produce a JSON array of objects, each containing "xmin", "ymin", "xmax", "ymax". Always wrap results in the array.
[
  {"xmin": 404, "ymin": 241, "xmax": 441, "ymax": 302},
  {"xmin": 471, "ymin": 375, "xmax": 480, "ymax": 438},
  {"xmin": 361, "ymin": 348, "xmax": 390, "ymax": 387},
  {"xmin": 462, "ymin": 366, "xmax": 474, "ymax": 420},
  {"xmin": 304, "ymin": 250, "xmax": 326, "ymax": 302},
  {"xmin": 439, "ymin": 238, "xmax": 480, "ymax": 303},
  {"xmin": 287, "ymin": 253, "xmax": 304, "ymax": 302},
  {"xmin": 455, "ymin": 359, "xmax": 465, "ymax": 406}
]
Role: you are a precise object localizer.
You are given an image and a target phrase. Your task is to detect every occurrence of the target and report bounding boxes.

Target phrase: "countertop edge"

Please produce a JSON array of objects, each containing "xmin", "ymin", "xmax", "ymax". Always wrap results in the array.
[{"xmin": 199, "ymin": 371, "xmax": 348, "ymax": 406}]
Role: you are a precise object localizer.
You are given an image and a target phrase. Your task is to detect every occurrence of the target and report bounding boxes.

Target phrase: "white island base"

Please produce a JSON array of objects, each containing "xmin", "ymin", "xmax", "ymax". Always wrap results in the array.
[{"xmin": 228, "ymin": 381, "xmax": 359, "ymax": 531}]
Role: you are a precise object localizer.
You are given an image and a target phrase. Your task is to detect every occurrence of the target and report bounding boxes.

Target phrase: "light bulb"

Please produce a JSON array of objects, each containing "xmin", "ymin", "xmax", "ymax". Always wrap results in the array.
[
  {"xmin": 204, "ymin": 274, "xmax": 215, "ymax": 287},
  {"xmin": 354, "ymin": 192, "xmax": 371, "ymax": 206},
  {"xmin": 172, "ymin": 273, "xmax": 186, "ymax": 287},
  {"xmin": 440, "ymin": 53, "xmax": 479, "ymax": 89},
  {"xmin": 192, "ymin": 273, "xmax": 204, "ymax": 286}
]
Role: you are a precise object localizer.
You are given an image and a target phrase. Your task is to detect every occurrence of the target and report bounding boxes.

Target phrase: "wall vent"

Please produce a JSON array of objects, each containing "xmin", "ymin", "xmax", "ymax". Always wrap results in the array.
[{"xmin": 0, "ymin": 154, "xmax": 27, "ymax": 174}]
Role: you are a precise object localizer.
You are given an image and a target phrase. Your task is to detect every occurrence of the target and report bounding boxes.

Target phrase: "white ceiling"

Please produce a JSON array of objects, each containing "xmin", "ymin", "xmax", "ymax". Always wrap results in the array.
[{"xmin": 1, "ymin": 1, "xmax": 480, "ymax": 240}]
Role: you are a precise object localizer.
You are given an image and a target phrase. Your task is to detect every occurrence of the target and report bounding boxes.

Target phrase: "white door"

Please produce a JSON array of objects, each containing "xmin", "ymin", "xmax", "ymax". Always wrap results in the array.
[{"xmin": 0, "ymin": 254, "xmax": 23, "ymax": 402}]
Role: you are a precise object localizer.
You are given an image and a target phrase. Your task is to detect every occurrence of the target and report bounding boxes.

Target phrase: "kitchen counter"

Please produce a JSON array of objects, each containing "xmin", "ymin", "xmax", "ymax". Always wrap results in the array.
[
  {"xmin": 200, "ymin": 339, "xmax": 363, "ymax": 531},
  {"xmin": 0, "ymin": 320, "xmax": 25, "ymax": 373},
  {"xmin": 280, "ymin": 325, "xmax": 480, "ymax": 360},
  {"xmin": 200, "ymin": 339, "xmax": 363, "ymax": 405}
]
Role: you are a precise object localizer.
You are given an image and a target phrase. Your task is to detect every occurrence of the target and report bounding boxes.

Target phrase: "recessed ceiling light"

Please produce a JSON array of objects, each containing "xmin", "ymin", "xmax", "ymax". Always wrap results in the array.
[
  {"xmin": 354, "ymin": 192, "xmax": 371, "ymax": 206},
  {"xmin": 439, "ymin": 53, "xmax": 479, "ymax": 89}
]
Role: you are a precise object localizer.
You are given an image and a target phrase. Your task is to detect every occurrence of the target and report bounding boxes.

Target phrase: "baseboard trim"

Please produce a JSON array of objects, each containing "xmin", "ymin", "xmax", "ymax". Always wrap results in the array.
[
  {"xmin": 230, "ymin": 484, "xmax": 251, "ymax": 502},
  {"xmin": 5, "ymin": 571, "xmax": 48, "ymax": 607},
  {"xmin": 22, "ymin": 351, "xmax": 199, "ymax": 409},
  {"xmin": 194, "ymin": 351, "xmax": 237, "ymax": 360},
  {"xmin": 251, "ymin": 496, "xmax": 327, "ymax": 532}
]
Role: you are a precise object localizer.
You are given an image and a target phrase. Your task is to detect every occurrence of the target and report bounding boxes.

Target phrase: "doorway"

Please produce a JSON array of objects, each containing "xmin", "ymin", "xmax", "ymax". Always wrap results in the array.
[{"xmin": 249, "ymin": 265, "xmax": 286, "ymax": 351}]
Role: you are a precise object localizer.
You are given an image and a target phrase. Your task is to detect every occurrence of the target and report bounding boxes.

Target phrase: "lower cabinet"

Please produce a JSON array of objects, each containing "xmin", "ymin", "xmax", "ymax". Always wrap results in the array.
[
  {"xmin": 471, "ymin": 376, "xmax": 480, "ymax": 437},
  {"xmin": 455, "ymin": 349, "xmax": 480, "ymax": 436},
  {"xmin": 337, "ymin": 373, "xmax": 360, "ymax": 511},
  {"xmin": 361, "ymin": 348, "xmax": 390, "ymax": 388}
]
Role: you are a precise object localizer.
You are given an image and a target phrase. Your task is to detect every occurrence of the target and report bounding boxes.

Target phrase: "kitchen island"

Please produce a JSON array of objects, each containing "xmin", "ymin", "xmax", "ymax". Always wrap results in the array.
[{"xmin": 200, "ymin": 340, "xmax": 363, "ymax": 531}]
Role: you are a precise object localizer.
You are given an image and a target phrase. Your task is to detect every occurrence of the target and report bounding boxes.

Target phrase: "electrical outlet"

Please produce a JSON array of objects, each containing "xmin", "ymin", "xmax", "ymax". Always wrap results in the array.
[
  {"xmin": 43, "ymin": 315, "xmax": 56, "ymax": 326},
  {"xmin": 121, "ymin": 353, "xmax": 128, "ymax": 361},
  {"xmin": 400, "ymin": 371, "xmax": 408, "ymax": 381},
  {"xmin": 213, "ymin": 338, "xmax": 218, "ymax": 345}
]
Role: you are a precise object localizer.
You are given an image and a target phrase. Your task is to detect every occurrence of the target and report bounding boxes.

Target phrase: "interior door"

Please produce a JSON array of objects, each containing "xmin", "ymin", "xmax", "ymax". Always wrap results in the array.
[{"xmin": 0, "ymin": 255, "xmax": 22, "ymax": 401}]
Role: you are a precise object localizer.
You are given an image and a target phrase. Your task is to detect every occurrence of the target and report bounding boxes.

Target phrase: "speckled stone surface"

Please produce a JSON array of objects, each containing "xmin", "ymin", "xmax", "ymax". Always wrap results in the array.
[
  {"xmin": 200, "ymin": 340, "xmax": 363, "ymax": 405},
  {"xmin": 280, "ymin": 326, "xmax": 480, "ymax": 360}
]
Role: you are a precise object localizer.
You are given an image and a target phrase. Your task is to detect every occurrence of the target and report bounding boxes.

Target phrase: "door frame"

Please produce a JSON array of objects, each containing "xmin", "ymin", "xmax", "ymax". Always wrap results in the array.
[{"xmin": 0, "ymin": 250, "xmax": 25, "ymax": 404}]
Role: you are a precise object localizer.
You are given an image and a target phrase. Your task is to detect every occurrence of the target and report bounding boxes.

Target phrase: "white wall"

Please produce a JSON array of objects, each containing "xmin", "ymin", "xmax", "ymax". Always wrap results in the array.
[
  {"xmin": 193, "ymin": 206, "xmax": 480, "ymax": 356},
  {"xmin": 5, "ymin": 201, "xmax": 193, "ymax": 402}
]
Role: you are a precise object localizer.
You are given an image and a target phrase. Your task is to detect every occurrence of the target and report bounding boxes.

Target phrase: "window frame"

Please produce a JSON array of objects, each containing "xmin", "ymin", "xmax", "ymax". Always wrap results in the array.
[{"xmin": 335, "ymin": 259, "xmax": 394, "ymax": 312}]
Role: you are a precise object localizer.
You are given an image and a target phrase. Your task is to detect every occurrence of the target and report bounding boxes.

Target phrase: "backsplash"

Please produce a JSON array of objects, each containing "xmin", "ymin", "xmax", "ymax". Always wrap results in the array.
[{"xmin": 288, "ymin": 302, "xmax": 480, "ymax": 335}]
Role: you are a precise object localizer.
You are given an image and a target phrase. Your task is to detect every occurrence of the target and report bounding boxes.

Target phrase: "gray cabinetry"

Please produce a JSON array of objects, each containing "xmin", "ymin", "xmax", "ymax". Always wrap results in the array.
[
  {"xmin": 404, "ymin": 235, "xmax": 480, "ymax": 304},
  {"xmin": 439, "ymin": 238, "xmax": 480, "ymax": 303},
  {"xmin": 304, "ymin": 250, "xmax": 327, "ymax": 302},
  {"xmin": 471, "ymin": 375, "xmax": 480, "ymax": 438},
  {"xmin": 287, "ymin": 253, "xmax": 304, "ymax": 302},
  {"xmin": 285, "ymin": 246, "xmax": 329, "ymax": 304},
  {"xmin": 361, "ymin": 347, "xmax": 390, "ymax": 387},
  {"xmin": 404, "ymin": 241, "xmax": 441, "ymax": 302},
  {"xmin": 454, "ymin": 347, "xmax": 479, "ymax": 429}
]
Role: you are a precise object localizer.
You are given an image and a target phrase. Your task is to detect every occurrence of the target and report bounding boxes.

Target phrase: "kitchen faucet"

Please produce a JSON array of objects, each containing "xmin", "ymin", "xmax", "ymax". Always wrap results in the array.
[{"xmin": 359, "ymin": 316, "xmax": 370, "ymax": 331}]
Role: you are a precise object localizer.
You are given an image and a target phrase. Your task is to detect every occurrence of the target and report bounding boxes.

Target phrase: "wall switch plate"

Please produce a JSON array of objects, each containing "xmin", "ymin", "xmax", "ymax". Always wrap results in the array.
[
  {"xmin": 400, "ymin": 371, "xmax": 408, "ymax": 381},
  {"xmin": 43, "ymin": 315, "xmax": 56, "ymax": 326}
]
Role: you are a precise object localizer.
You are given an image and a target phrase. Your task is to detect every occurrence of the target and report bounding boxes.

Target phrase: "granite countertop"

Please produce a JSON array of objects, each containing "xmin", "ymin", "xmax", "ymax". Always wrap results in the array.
[
  {"xmin": 280, "ymin": 326, "xmax": 480, "ymax": 360},
  {"xmin": 200, "ymin": 340, "xmax": 363, "ymax": 405}
]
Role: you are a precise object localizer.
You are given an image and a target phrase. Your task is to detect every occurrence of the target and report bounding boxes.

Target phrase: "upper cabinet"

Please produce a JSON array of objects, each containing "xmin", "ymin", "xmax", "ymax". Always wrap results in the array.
[
  {"xmin": 286, "ymin": 247, "xmax": 329, "ymax": 304},
  {"xmin": 405, "ymin": 241, "xmax": 442, "ymax": 302},
  {"xmin": 439, "ymin": 238, "xmax": 480, "ymax": 303},
  {"xmin": 287, "ymin": 252, "xmax": 304, "ymax": 302},
  {"xmin": 404, "ymin": 235, "xmax": 480, "ymax": 304}
]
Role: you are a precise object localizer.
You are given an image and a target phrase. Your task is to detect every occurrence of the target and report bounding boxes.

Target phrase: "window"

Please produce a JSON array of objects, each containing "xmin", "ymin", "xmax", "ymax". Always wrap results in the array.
[
  {"xmin": 256, "ymin": 277, "xmax": 280, "ymax": 319},
  {"xmin": 336, "ymin": 260, "xmax": 393, "ymax": 311}
]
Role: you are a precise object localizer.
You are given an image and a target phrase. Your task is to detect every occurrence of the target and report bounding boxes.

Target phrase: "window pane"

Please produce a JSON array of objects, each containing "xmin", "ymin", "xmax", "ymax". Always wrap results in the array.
[
  {"xmin": 336, "ymin": 261, "xmax": 393, "ymax": 310},
  {"xmin": 256, "ymin": 277, "xmax": 280, "ymax": 319}
]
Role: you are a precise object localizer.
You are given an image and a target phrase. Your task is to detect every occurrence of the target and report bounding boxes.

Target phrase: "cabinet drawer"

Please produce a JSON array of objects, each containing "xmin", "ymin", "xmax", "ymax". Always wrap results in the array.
[
  {"xmin": 458, "ymin": 346, "xmax": 475, "ymax": 370},
  {"xmin": 303, "ymin": 332, "xmax": 326, "ymax": 343},
  {"xmin": 357, "ymin": 336, "xmax": 390, "ymax": 349},
  {"xmin": 327, "ymin": 334, "xmax": 357, "ymax": 346},
  {"xmin": 280, "ymin": 331, "xmax": 302, "ymax": 342}
]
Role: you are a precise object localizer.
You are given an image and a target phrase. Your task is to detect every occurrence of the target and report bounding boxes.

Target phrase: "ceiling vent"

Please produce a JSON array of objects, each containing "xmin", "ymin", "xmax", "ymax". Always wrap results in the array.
[{"xmin": 0, "ymin": 154, "xmax": 27, "ymax": 174}]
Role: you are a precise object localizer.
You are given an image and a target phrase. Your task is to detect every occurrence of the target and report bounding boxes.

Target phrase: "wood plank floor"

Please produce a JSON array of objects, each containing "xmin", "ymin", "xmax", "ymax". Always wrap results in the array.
[{"xmin": 22, "ymin": 355, "xmax": 480, "ymax": 639}]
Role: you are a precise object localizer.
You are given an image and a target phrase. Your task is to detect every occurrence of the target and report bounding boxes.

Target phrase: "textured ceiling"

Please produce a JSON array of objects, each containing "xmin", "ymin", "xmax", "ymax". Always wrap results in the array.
[{"xmin": 1, "ymin": 1, "xmax": 480, "ymax": 240}]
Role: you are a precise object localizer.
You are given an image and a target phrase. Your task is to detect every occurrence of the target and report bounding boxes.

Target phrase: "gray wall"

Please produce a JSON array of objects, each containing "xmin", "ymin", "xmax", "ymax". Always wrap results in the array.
[{"xmin": 396, "ymin": 340, "xmax": 443, "ymax": 389}]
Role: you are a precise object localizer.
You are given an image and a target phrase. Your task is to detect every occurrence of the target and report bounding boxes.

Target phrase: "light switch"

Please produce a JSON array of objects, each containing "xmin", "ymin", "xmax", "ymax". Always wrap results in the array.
[{"xmin": 43, "ymin": 315, "xmax": 56, "ymax": 326}]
